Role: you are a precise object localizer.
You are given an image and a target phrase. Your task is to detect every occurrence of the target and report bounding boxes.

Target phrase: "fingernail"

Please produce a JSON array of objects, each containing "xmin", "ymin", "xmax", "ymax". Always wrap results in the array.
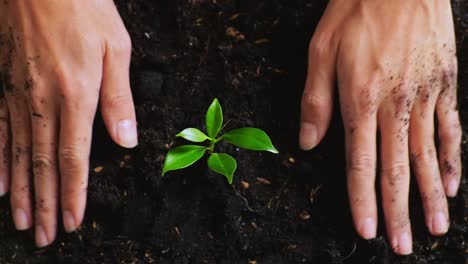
[
  {"xmin": 117, "ymin": 120, "xmax": 138, "ymax": 148},
  {"xmin": 361, "ymin": 217, "xmax": 377, "ymax": 239},
  {"xmin": 35, "ymin": 225, "xmax": 49, "ymax": 248},
  {"xmin": 446, "ymin": 179, "xmax": 459, "ymax": 197},
  {"xmin": 0, "ymin": 181, "xmax": 6, "ymax": 196},
  {"xmin": 13, "ymin": 208, "xmax": 30, "ymax": 230},
  {"xmin": 432, "ymin": 212, "xmax": 449, "ymax": 235},
  {"xmin": 299, "ymin": 122, "xmax": 317, "ymax": 150},
  {"xmin": 394, "ymin": 232, "xmax": 412, "ymax": 255},
  {"xmin": 63, "ymin": 210, "xmax": 76, "ymax": 233}
]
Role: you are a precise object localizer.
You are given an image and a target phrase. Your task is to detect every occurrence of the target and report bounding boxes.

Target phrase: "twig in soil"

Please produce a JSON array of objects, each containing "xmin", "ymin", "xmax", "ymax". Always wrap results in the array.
[
  {"xmin": 220, "ymin": 119, "xmax": 231, "ymax": 132},
  {"xmin": 340, "ymin": 241, "xmax": 357, "ymax": 261},
  {"xmin": 231, "ymin": 179, "xmax": 289, "ymax": 214},
  {"xmin": 327, "ymin": 240, "xmax": 357, "ymax": 263}
]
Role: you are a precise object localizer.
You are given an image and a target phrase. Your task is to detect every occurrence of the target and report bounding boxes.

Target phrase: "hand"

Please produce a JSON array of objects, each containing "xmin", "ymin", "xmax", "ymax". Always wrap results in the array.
[
  {"xmin": 0, "ymin": 0, "xmax": 137, "ymax": 247},
  {"xmin": 299, "ymin": 0, "xmax": 460, "ymax": 255}
]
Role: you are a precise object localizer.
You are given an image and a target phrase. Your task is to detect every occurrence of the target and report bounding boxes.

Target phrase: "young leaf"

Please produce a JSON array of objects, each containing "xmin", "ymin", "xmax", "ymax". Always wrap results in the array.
[
  {"xmin": 162, "ymin": 145, "xmax": 208, "ymax": 175},
  {"xmin": 176, "ymin": 128, "xmax": 210, "ymax": 142},
  {"xmin": 206, "ymin": 98, "xmax": 223, "ymax": 138},
  {"xmin": 207, "ymin": 153, "xmax": 237, "ymax": 184},
  {"xmin": 222, "ymin": 128, "xmax": 279, "ymax": 154}
]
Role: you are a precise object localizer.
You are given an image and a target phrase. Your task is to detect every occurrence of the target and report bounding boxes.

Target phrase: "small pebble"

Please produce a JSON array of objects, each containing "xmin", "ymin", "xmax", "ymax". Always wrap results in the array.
[
  {"xmin": 257, "ymin": 177, "xmax": 271, "ymax": 185},
  {"xmin": 254, "ymin": 38, "xmax": 270, "ymax": 44},
  {"xmin": 226, "ymin": 27, "xmax": 245, "ymax": 40},
  {"xmin": 241, "ymin": 181, "xmax": 250, "ymax": 189},
  {"xmin": 288, "ymin": 244, "xmax": 297, "ymax": 250},
  {"xmin": 299, "ymin": 210, "xmax": 311, "ymax": 221},
  {"xmin": 207, "ymin": 232, "xmax": 214, "ymax": 239}
]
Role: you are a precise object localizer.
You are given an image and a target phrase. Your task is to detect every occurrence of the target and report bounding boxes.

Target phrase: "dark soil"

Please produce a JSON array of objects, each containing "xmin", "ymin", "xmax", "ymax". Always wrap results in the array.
[{"xmin": 0, "ymin": 0, "xmax": 467, "ymax": 263}]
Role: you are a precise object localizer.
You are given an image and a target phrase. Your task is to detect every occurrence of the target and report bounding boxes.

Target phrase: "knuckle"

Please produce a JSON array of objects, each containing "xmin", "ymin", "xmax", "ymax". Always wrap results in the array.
[
  {"xmin": 32, "ymin": 154, "xmax": 56, "ymax": 175},
  {"xmin": 410, "ymin": 147, "xmax": 436, "ymax": 168},
  {"xmin": 59, "ymin": 80, "xmax": 81, "ymax": 101},
  {"xmin": 13, "ymin": 143, "xmax": 31, "ymax": 163},
  {"xmin": 391, "ymin": 89, "xmax": 413, "ymax": 117},
  {"xmin": 36, "ymin": 201, "xmax": 54, "ymax": 215},
  {"xmin": 56, "ymin": 71, "xmax": 94, "ymax": 102},
  {"xmin": 59, "ymin": 146, "xmax": 86, "ymax": 171},
  {"xmin": 358, "ymin": 88, "xmax": 377, "ymax": 112},
  {"xmin": 62, "ymin": 184, "xmax": 88, "ymax": 200},
  {"xmin": 441, "ymin": 65, "xmax": 457, "ymax": 84},
  {"xmin": 108, "ymin": 32, "xmax": 132, "ymax": 56},
  {"xmin": 354, "ymin": 87, "xmax": 378, "ymax": 116},
  {"xmin": 121, "ymin": 32, "xmax": 132, "ymax": 52},
  {"xmin": 59, "ymin": 84, "xmax": 97, "ymax": 119},
  {"xmin": 347, "ymin": 152, "xmax": 375, "ymax": 175},
  {"xmin": 309, "ymin": 34, "xmax": 330, "ymax": 59},
  {"xmin": 302, "ymin": 91, "xmax": 327, "ymax": 110},
  {"xmin": 29, "ymin": 94, "xmax": 45, "ymax": 111},
  {"xmin": 10, "ymin": 184, "xmax": 30, "ymax": 202},
  {"xmin": 439, "ymin": 122, "xmax": 462, "ymax": 143},
  {"xmin": 349, "ymin": 196, "xmax": 367, "ymax": 206},
  {"xmin": 103, "ymin": 93, "xmax": 129, "ymax": 109},
  {"xmin": 381, "ymin": 162, "xmax": 408, "ymax": 186}
]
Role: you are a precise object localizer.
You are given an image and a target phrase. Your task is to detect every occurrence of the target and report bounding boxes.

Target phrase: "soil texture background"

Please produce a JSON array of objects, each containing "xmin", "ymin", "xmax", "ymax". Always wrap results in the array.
[{"xmin": 0, "ymin": 0, "xmax": 467, "ymax": 263}]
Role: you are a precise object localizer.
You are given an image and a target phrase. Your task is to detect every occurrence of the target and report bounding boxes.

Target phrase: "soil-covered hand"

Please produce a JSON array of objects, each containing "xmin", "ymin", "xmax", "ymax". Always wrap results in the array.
[
  {"xmin": 0, "ymin": 0, "xmax": 137, "ymax": 247},
  {"xmin": 299, "ymin": 0, "xmax": 460, "ymax": 255}
]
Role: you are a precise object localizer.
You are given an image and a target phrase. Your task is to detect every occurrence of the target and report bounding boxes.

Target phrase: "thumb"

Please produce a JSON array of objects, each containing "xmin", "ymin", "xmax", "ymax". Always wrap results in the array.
[
  {"xmin": 100, "ymin": 37, "xmax": 138, "ymax": 148},
  {"xmin": 299, "ymin": 36, "xmax": 336, "ymax": 150}
]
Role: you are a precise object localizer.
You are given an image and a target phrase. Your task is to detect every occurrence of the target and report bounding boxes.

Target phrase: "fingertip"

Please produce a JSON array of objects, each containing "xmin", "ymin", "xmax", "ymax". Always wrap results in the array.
[
  {"xmin": 430, "ymin": 212, "xmax": 449, "ymax": 236},
  {"xmin": 0, "ymin": 181, "xmax": 7, "ymax": 197},
  {"xmin": 13, "ymin": 208, "xmax": 31, "ymax": 231},
  {"xmin": 445, "ymin": 179, "xmax": 459, "ymax": 198},
  {"xmin": 35, "ymin": 225, "xmax": 50, "ymax": 248},
  {"xmin": 116, "ymin": 119, "xmax": 138, "ymax": 148},
  {"xmin": 392, "ymin": 232, "xmax": 413, "ymax": 255},
  {"xmin": 63, "ymin": 210, "xmax": 77, "ymax": 233},
  {"xmin": 299, "ymin": 122, "xmax": 317, "ymax": 150},
  {"xmin": 359, "ymin": 217, "xmax": 377, "ymax": 240}
]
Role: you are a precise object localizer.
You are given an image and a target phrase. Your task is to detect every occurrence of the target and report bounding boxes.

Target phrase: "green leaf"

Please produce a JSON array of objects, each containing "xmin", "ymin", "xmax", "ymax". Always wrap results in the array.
[
  {"xmin": 176, "ymin": 128, "xmax": 210, "ymax": 142},
  {"xmin": 162, "ymin": 145, "xmax": 207, "ymax": 175},
  {"xmin": 206, "ymin": 98, "xmax": 223, "ymax": 138},
  {"xmin": 208, "ymin": 153, "xmax": 237, "ymax": 184},
  {"xmin": 222, "ymin": 127, "xmax": 279, "ymax": 154}
]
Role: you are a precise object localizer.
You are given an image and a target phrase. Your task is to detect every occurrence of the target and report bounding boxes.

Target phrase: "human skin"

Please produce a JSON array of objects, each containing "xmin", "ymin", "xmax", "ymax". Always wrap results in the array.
[
  {"xmin": 0, "ymin": 0, "xmax": 460, "ymax": 256},
  {"xmin": 300, "ymin": 0, "xmax": 460, "ymax": 255},
  {"xmin": 0, "ymin": 0, "xmax": 137, "ymax": 248}
]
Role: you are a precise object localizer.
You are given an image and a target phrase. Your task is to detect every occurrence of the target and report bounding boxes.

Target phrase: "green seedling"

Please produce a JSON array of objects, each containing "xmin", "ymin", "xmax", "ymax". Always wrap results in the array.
[{"xmin": 162, "ymin": 98, "xmax": 278, "ymax": 184}]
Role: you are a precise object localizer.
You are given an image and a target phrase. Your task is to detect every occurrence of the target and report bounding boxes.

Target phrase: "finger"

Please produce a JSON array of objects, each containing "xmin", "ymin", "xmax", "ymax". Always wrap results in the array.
[
  {"xmin": 100, "ymin": 33, "xmax": 137, "ymax": 149},
  {"xmin": 6, "ymin": 89, "xmax": 33, "ymax": 231},
  {"xmin": 0, "ymin": 97, "xmax": 10, "ymax": 196},
  {"xmin": 299, "ymin": 33, "xmax": 337, "ymax": 150},
  {"xmin": 0, "ymin": 26, "xmax": 13, "ymax": 196},
  {"xmin": 410, "ymin": 90, "xmax": 449, "ymax": 236},
  {"xmin": 30, "ymin": 87, "xmax": 60, "ymax": 247},
  {"xmin": 4, "ymin": 51, "xmax": 33, "ymax": 231},
  {"xmin": 344, "ymin": 115, "xmax": 378, "ymax": 240},
  {"xmin": 378, "ymin": 95, "xmax": 413, "ymax": 255},
  {"xmin": 436, "ymin": 64, "xmax": 461, "ymax": 198},
  {"xmin": 59, "ymin": 90, "xmax": 98, "ymax": 233}
]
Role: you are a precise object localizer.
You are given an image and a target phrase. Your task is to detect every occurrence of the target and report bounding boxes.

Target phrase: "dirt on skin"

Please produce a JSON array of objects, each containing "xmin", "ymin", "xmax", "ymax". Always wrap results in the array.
[{"xmin": 0, "ymin": 0, "xmax": 467, "ymax": 263}]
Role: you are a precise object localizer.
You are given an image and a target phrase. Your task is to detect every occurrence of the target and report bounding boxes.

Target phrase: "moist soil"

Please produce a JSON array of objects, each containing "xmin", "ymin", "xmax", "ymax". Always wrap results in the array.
[{"xmin": 0, "ymin": 0, "xmax": 468, "ymax": 263}]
